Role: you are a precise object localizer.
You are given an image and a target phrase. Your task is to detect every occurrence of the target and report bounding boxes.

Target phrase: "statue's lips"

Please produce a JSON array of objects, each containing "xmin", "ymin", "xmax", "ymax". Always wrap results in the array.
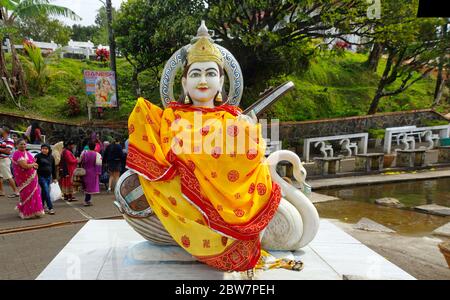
[{"xmin": 197, "ymin": 87, "xmax": 209, "ymax": 91}]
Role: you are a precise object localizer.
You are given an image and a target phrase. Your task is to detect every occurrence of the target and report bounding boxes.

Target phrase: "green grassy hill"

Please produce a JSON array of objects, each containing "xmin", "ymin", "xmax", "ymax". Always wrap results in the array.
[
  {"xmin": 262, "ymin": 52, "xmax": 445, "ymax": 121},
  {"xmin": 0, "ymin": 51, "xmax": 446, "ymax": 123}
]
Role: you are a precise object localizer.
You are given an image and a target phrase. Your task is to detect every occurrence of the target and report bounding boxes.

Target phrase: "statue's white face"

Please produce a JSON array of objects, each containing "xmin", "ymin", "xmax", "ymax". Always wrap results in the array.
[{"xmin": 182, "ymin": 61, "xmax": 224, "ymax": 107}]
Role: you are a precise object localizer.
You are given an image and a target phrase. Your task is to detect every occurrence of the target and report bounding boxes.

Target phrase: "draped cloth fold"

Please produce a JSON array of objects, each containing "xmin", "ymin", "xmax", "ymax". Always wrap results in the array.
[{"xmin": 126, "ymin": 98, "xmax": 281, "ymax": 271}]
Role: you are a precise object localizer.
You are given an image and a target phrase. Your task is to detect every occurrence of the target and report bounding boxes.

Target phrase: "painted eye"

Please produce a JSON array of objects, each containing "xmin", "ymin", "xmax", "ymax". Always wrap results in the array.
[
  {"xmin": 189, "ymin": 72, "xmax": 201, "ymax": 78},
  {"xmin": 206, "ymin": 72, "xmax": 217, "ymax": 77}
]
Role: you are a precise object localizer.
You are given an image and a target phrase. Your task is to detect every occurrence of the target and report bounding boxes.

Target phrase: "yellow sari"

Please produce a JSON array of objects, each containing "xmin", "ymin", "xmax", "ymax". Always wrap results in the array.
[{"xmin": 127, "ymin": 98, "xmax": 281, "ymax": 271}]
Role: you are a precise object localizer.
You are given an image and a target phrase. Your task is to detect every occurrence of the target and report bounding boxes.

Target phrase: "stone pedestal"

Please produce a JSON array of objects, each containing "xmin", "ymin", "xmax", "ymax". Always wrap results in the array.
[
  {"xmin": 355, "ymin": 153, "xmax": 384, "ymax": 172},
  {"xmin": 437, "ymin": 146, "xmax": 450, "ymax": 163},
  {"xmin": 396, "ymin": 149, "xmax": 427, "ymax": 168},
  {"xmin": 36, "ymin": 220, "xmax": 415, "ymax": 280},
  {"xmin": 313, "ymin": 157, "xmax": 342, "ymax": 176}
]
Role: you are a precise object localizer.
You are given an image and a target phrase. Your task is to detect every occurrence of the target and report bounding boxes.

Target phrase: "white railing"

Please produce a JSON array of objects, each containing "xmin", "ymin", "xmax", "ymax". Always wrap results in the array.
[
  {"xmin": 303, "ymin": 133, "xmax": 368, "ymax": 162},
  {"xmin": 383, "ymin": 125, "xmax": 450, "ymax": 153}
]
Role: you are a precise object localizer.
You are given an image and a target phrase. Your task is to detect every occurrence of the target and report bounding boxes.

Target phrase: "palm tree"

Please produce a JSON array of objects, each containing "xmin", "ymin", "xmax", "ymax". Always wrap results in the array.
[{"xmin": 0, "ymin": 0, "xmax": 80, "ymax": 98}]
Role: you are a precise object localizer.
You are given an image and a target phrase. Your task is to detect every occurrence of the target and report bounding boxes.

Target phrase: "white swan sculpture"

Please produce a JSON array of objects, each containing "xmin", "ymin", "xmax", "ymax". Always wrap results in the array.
[
  {"xmin": 261, "ymin": 150, "xmax": 320, "ymax": 250},
  {"xmin": 115, "ymin": 150, "xmax": 320, "ymax": 251}
]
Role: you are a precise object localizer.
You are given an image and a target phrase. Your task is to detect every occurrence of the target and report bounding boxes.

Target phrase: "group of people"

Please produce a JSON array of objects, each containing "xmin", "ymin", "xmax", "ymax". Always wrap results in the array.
[{"xmin": 1, "ymin": 123, "xmax": 128, "ymax": 219}]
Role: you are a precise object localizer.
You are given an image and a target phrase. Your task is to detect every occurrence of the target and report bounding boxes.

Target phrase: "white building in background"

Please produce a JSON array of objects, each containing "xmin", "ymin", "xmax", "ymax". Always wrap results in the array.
[
  {"xmin": 1, "ymin": 38, "xmax": 111, "ymax": 59},
  {"xmin": 97, "ymin": 44, "xmax": 110, "ymax": 52},
  {"xmin": 60, "ymin": 39, "xmax": 96, "ymax": 58},
  {"xmin": 12, "ymin": 39, "xmax": 60, "ymax": 53}
]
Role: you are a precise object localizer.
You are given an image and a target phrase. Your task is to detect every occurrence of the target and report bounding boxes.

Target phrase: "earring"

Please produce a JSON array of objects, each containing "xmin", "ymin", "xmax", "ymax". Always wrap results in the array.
[
  {"xmin": 216, "ymin": 92, "xmax": 223, "ymax": 103},
  {"xmin": 184, "ymin": 95, "xmax": 190, "ymax": 104}
]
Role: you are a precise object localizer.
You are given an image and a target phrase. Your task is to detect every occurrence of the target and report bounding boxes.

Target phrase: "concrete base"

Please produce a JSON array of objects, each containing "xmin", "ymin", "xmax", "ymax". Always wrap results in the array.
[
  {"xmin": 355, "ymin": 153, "xmax": 384, "ymax": 172},
  {"xmin": 313, "ymin": 157, "xmax": 342, "ymax": 175},
  {"xmin": 396, "ymin": 150, "xmax": 427, "ymax": 168},
  {"xmin": 36, "ymin": 219, "xmax": 415, "ymax": 280},
  {"xmin": 437, "ymin": 146, "xmax": 450, "ymax": 163}
]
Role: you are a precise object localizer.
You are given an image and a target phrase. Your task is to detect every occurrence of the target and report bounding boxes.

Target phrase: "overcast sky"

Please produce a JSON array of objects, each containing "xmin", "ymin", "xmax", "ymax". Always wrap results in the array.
[{"xmin": 52, "ymin": 0, "xmax": 126, "ymax": 26}]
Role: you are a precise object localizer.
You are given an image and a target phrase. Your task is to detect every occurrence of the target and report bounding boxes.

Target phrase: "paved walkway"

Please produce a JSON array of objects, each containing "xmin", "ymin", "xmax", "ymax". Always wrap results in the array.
[
  {"xmin": 0, "ymin": 187, "xmax": 121, "ymax": 233},
  {"xmin": 0, "ymin": 184, "xmax": 121, "ymax": 279},
  {"xmin": 309, "ymin": 168, "xmax": 450, "ymax": 190}
]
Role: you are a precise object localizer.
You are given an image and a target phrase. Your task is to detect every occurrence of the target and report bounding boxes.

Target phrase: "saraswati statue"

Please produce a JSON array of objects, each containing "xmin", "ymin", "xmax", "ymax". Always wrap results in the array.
[{"xmin": 115, "ymin": 21, "xmax": 319, "ymax": 277}]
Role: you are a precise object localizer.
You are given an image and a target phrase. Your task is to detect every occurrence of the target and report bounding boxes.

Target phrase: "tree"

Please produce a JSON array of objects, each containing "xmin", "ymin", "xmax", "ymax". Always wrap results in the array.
[
  {"xmin": 17, "ymin": 14, "xmax": 72, "ymax": 45},
  {"xmin": 92, "ymin": 6, "xmax": 116, "ymax": 46},
  {"xmin": 114, "ymin": 0, "xmax": 373, "ymax": 97},
  {"xmin": 432, "ymin": 21, "xmax": 449, "ymax": 108},
  {"xmin": 71, "ymin": 24, "xmax": 97, "ymax": 42},
  {"xmin": 114, "ymin": 0, "xmax": 203, "ymax": 96},
  {"xmin": 22, "ymin": 40, "xmax": 66, "ymax": 95},
  {"xmin": 366, "ymin": 0, "xmax": 449, "ymax": 114},
  {"xmin": 0, "ymin": 0, "xmax": 80, "ymax": 99},
  {"xmin": 203, "ymin": 0, "xmax": 371, "ymax": 86}
]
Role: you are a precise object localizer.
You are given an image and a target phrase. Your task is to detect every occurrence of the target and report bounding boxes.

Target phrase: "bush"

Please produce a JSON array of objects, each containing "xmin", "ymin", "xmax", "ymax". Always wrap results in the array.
[
  {"xmin": 421, "ymin": 119, "xmax": 449, "ymax": 127},
  {"xmin": 368, "ymin": 128, "xmax": 386, "ymax": 139},
  {"xmin": 96, "ymin": 48, "xmax": 110, "ymax": 62},
  {"xmin": 67, "ymin": 96, "xmax": 81, "ymax": 116}
]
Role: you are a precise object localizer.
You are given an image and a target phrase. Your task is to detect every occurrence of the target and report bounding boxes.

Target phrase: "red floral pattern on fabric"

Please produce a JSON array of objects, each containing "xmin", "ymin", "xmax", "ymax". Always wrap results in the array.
[
  {"xmin": 257, "ymin": 183, "xmax": 267, "ymax": 196},
  {"xmin": 227, "ymin": 170, "xmax": 239, "ymax": 182},
  {"xmin": 200, "ymin": 126, "xmax": 210, "ymax": 136},
  {"xmin": 221, "ymin": 236, "xmax": 228, "ymax": 246},
  {"xmin": 181, "ymin": 235, "xmax": 190, "ymax": 248},
  {"xmin": 187, "ymin": 160, "xmax": 196, "ymax": 171},
  {"xmin": 227, "ymin": 125, "xmax": 239, "ymax": 137},
  {"xmin": 168, "ymin": 196, "xmax": 177, "ymax": 206},
  {"xmin": 145, "ymin": 114, "xmax": 153, "ymax": 124},
  {"xmin": 149, "ymin": 143, "xmax": 156, "ymax": 154},
  {"xmin": 128, "ymin": 124, "xmax": 135, "ymax": 134},
  {"xmin": 234, "ymin": 208, "xmax": 245, "ymax": 217},
  {"xmin": 161, "ymin": 206, "xmax": 169, "ymax": 217},
  {"xmin": 248, "ymin": 183, "xmax": 255, "ymax": 194},
  {"xmin": 246, "ymin": 149, "xmax": 258, "ymax": 160},
  {"xmin": 211, "ymin": 147, "xmax": 221, "ymax": 159}
]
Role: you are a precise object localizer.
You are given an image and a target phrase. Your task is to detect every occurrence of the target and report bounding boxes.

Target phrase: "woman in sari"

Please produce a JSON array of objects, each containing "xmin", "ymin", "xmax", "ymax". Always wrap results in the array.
[
  {"xmin": 11, "ymin": 138, "xmax": 44, "ymax": 219},
  {"xmin": 59, "ymin": 140, "xmax": 78, "ymax": 201},
  {"xmin": 80, "ymin": 141, "xmax": 102, "ymax": 206}
]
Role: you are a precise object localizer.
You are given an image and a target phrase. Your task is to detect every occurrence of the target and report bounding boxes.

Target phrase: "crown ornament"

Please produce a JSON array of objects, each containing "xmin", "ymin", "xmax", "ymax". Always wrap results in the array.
[{"xmin": 187, "ymin": 37, "xmax": 224, "ymax": 68}]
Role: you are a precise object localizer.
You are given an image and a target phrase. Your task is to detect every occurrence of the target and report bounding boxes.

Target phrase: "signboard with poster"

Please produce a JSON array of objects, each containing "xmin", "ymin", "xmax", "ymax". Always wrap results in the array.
[{"xmin": 83, "ymin": 70, "xmax": 118, "ymax": 108}]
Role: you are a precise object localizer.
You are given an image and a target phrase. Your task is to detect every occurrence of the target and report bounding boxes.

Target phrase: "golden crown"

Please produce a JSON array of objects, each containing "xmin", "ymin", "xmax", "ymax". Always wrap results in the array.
[{"xmin": 187, "ymin": 37, "xmax": 224, "ymax": 68}]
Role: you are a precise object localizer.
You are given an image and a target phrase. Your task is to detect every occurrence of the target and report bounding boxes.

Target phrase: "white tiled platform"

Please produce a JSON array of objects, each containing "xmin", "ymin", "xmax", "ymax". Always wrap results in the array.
[{"xmin": 36, "ymin": 219, "xmax": 415, "ymax": 280}]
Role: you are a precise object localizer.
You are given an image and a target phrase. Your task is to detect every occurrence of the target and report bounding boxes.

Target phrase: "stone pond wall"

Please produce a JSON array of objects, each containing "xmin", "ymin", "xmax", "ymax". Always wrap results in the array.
[{"xmin": 0, "ymin": 112, "xmax": 128, "ymax": 145}]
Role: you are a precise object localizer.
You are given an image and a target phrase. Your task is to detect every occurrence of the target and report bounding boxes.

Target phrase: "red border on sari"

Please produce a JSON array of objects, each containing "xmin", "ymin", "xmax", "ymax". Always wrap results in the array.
[
  {"xmin": 126, "ymin": 144, "xmax": 176, "ymax": 181},
  {"xmin": 167, "ymin": 102, "xmax": 242, "ymax": 116},
  {"xmin": 195, "ymin": 238, "xmax": 261, "ymax": 271}
]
